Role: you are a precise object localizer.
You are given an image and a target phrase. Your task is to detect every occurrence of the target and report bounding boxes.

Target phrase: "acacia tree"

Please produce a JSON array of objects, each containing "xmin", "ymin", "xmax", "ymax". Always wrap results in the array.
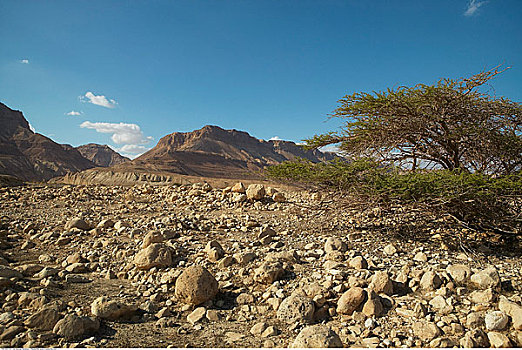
[{"xmin": 306, "ymin": 66, "xmax": 522, "ymax": 174}]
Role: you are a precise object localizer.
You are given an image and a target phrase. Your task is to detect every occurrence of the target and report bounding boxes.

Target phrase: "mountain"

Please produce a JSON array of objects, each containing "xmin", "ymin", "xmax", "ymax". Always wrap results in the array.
[
  {"xmin": 0, "ymin": 102, "xmax": 96, "ymax": 181},
  {"xmin": 75, "ymin": 143, "xmax": 130, "ymax": 167},
  {"xmin": 115, "ymin": 125, "xmax": 339, "ymax": 179}
]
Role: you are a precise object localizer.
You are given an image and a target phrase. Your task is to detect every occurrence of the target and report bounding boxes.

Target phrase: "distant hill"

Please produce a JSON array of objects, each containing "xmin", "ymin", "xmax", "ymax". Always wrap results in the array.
[
  {"xmin": 76, "ymin": 143, "xmax": 130, "ymax": 167},
  {"xmin": 114, "ymin": 125, "xmax": 339, "ymax": 179},
  {"xmin": 0, "ymin": 102, "xmax": 95, "ymax": 181}
]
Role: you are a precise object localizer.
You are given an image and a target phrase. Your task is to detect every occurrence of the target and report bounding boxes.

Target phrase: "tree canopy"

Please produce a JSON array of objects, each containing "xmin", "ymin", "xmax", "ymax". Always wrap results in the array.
[{"xmin": 305, "ymin": 66, "xmax": 522, "ymax": 174}]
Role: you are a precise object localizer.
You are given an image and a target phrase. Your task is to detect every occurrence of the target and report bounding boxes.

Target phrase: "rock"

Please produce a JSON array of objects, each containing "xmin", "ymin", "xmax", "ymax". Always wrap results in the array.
[
  {"xmin": 225, "ymin": 331, "xmax": 244, "ymax": 343},
  {"xmin": 460, "ymin": 329, "xmax": 489, "ymax": 348},
  {"xmin": 470, "ymin": 266, "xmax": 500, "ymax": 290},
  {"xmin": 369, "ymin": 271, "xmax": 393, "ymax": 295},
  {"xmin": 420, "ymin": 271, "xmax": 442, "ymax": 291},
  {"xmin": 466, "ymin": 312, "xmax": 485, "ymax": 328},
  {"xmin": 336, "ymin": 287, "xmax": 366, "ymax": 315},
  {"xmin": 470, "ymin": 288, "xmax": 495, "ymax": 304},
  {"xmin": 91, "ymin": 296, "xmax": 137, "ymax": 321},
  {"xmin": 134, "ymin": 243, "xmax": 173, "ymax": 270},
  {"xmin": 291, "ymin": 324, "xmax": 343, "ymax": 348},
  {"xmin": 429, "ymin": 295, "xmax": 453, "ymax": 314},
  {"xmin": 236, "ymin": 293, "xmax": 255, "ymax": 304},
  {"xmin": 487, "ymin": 332, "xmax": 512, "ymax": 348},
  {"xmin": 250, "ymin": 322, "xmax": 268, "ymax": 336},
  {"xmin": 97, "ymin": 219, "xmax": 114, "ymax": 229},
  {"xmin": 0, "ymin": 265, "xmax": 22, "ymax": 279},
  {"xmin": 412, "ymin": 321, "xmax": 441, "ymax": 341},
  {"xmin": 246, "ymin": 184, "xmax": 265, "ymax": 200},
  {"xmin": 53, "ymin": 314, "xmax": 99, "ymax": 341},
  {"xmin": 277, "ymin": 295, "xmax": 315, "ymax": 324},
  {"xmin": 261, "ymin": 326, "xmax": 278, "ymax": 337},
  {"xmin": 362, "ymin": 293, "xmax": 384, "ymax": 317},
  {"xmin": 272, "ymin": 192, "xmax": 285, "ymax": 203},
  {"xmin": 175, "ymin": 266, "xmax": 218, "ymax": 305},
  {"xmin": 253, "ymin": 261, "xmax": 284, "ymax": 284},
  {"xmin": 65, "ymin": 217, "xmax": 90, "ymax": 231},
  {"xmin": 413, "ymin": 252, "xmax": 428, "ymax": 262},
  {"xmin": 0, "ymin": 325, "xmax": 24, "ymax": 341},
  {"xmin": 446, "ymin": 264, "xmax": 472, "ymax": 284},
  {"xmin": 429, "ymin": 337, "xmax": 454, "ymax": 348},
  {"xmin": 324, "ymin": 237, "xmax": 347, "ymax": 253},
  {"xmin": 498, "ymin": 296, "xmax": 522, "ymax": 330},
  {"xmin": 205, "ymin": 241, "xmax": 225, "ymax": 262},
  {"xmin": 187, "ymin": 307, "xmax": 206, "ymax": 324},
  {"xmin": 142, "ymin": 231, "xmax": 165, "ymax": 248},
  {"xmin": 25, "ymin": 307, "xmax": 61, "ymax": 330},
  {"xmin": 485, "ymin": 311, "xmax": 509, "ymax": 331},
  {"xmin": 231, "ymin": 182, "xmax": 246, "ymax": 193},
  {"xmin": 349, "ymin": 256, "xmax": 368, "ymax": 270},
  {"xmin": 206, "ymin": 309, "xmax": 220, "ymax": 321},
  {"xmin": 383, "ymin": 244, "xmax": 397, "ymax": 255}
]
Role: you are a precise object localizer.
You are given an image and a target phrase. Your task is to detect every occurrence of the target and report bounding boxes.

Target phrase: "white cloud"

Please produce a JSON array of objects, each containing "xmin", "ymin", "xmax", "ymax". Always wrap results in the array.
[
  {"xmin": 81, "ymin": 91, "xmax": 118, "ymax": 108},
  {"xmin": 80, "ymin": 121, "xmax": 153, "ymax": 145},
  {"xmin": 21, "ymin": 59, "xmax": 29, "ymax": 64},
  {"xmin": 464, "ymin": 0, "xmax": 486, "ymax": 16},
  {"xmin": 319, "ymin": 144, "xmax": 342, "ymax": 154},
  {"xmin": 269, "ymin": 136, "xmax": 282, "ymax": 141},
  {"xmin": 66, "ymin": 111, "xmax": 82, "ymax": 116}
]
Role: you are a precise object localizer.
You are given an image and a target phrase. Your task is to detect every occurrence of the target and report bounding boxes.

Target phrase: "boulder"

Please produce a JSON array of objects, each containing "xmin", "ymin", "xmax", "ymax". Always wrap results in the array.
[
  {"xmin": 446, "ymin": 264, "xmax": 472, "ymax": 284},
  {"xmin": 53, "ymin": 314, "xmax": 100, "ymax": 341},
  {"xmin": 336, "ymin": 287, "xmax": 366, "ymax": 315},
  {"xmin": 370, "ymin": 271, "xmax": 393, "ymax": 295},
  {"xmin": 91, "ymin": 296, "xmax": 137, "ymax": 321},
  {"xmin": 253, "ymin": 261, "xmax": 285, "ymax": 284},
  {"xmin": 24, "ymin": 307, "xmax": 61, "ymax": 330},
  {"xmin": 175, "ymin": 266, "xmax": 218, "ymax": 305},
  {"xmin": 471, "ymin": 266, "xmax": 500, "ymax": 290},
  {"xmin": 277, "ymin": 295, "xmax": 315, "ymax": 324},
  {"xmin": 65, "ymin": 217, "xmax": 91, "ymax": 231},
  {"xmin": 246, "ymin": 184, "xmax": 265, "ymax": 200},
  {"xmin": 324, "ymin": 237, "xmax": 347, "ymax": 253}
]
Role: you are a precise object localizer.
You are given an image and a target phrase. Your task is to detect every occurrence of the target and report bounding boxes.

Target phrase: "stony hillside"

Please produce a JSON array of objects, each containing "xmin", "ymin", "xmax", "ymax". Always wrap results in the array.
[
  {"xmin": 0, "ymin": 102, "xmax": 95, "ymax": 181},
  {"xmin": 0, "ymin": 181, "xmax": 521, "ymax": 347},
  {"xmin": 75, "ymin": 144, "xmax": 130, "ymax": 167}
]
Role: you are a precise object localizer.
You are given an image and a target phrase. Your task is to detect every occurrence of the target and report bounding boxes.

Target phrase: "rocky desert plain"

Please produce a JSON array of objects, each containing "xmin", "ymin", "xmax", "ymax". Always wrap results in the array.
[
  {"xmin": 1, "ymin": 102, "xmax": 522, "ymax": 348},
  {"xmin": 0, "ymin": 179, "xmax": 521, "ymax": 348}
]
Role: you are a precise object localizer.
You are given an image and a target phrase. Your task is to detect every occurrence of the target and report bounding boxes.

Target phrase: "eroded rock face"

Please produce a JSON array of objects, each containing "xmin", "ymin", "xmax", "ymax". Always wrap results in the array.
[
  {"xmin": 291, "ymin": 325, "xmax": 343, "ymax": 348},
  {"xmin": 175, "ymin": 266, "xmax": 218, "ymax": 305}
]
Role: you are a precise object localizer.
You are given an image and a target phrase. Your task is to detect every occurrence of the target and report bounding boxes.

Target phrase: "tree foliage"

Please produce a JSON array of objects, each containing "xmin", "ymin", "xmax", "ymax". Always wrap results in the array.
[{"xmin": 305, "ymin": 66, "xmax": 522, "ymax": 174}]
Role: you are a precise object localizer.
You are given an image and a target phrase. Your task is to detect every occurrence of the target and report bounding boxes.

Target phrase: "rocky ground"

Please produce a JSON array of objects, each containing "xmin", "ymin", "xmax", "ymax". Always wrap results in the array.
[{"xmin": 0, "ymin": 181, "xmax": 521, "ymax": 348}]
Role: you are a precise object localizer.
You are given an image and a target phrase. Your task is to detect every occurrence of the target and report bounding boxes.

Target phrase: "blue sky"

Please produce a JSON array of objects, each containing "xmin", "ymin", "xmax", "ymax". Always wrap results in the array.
[{"xmin": 1, "ymin": 0, "xmax": 521, "ymax": 157}]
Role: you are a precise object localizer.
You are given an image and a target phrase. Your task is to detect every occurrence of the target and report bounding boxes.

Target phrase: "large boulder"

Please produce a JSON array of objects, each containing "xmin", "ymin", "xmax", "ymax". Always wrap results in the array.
[
  {"xmin": 246, "ymin": 184, "xmax": 265, "ymax": 200},
  {"xmin": 336, "ymin": 287, "xmax": 366, "ymax": 315},
  {"xmin": 370, "ymin": 271, "xmax": 393, "ymax": 295},
  {"xmin": 133, "ymin": 243, "xmax": 173, "ymax": 270},
  {"xmin": 291, "ymin": 324, "xmax": 343, "ymax": 348},
  {"xmin": 175, "ymin": 266, "xmax": 218, "ymax": 305},
  {"xmin": 91, "ymin": 296, "xmax": 137, "ymax": 321},
  {"xmin": 24, "ymin": 307, "xmax": 61, "ymax": 331}
]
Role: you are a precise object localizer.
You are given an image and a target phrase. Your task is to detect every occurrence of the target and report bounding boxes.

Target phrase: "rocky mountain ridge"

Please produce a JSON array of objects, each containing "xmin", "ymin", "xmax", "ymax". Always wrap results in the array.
[{"xmin": 75, "ymin": 144, "xmax": 130, "ymax": 167}]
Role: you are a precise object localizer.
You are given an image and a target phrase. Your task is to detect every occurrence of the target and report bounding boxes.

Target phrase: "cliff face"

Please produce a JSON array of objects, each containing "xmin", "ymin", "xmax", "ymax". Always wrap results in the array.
[
  {"xmin": 118, "ymin": 125, "xmax": 339, "ymax": 179},
  {"xmin": 0, "ymin": 102, "xmax": 95, "ymax": 181},
  {"xmin": 76, "ymin": 143, "xmax": 130, "ymax": 167}
]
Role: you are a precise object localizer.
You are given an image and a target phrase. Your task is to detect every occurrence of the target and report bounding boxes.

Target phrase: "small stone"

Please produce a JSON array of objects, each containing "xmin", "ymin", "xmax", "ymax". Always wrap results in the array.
[
  {"xmin": 236, "ymin": 293, "xmax": 255, "ymax": 304},
  {"xmin": 205, "ymin": 309, "xmax": 220, "ymax": 321},
  {"xmin": 261, "ymin": 326, "xmax": 278, "ymax": 337},
  {"xmin": 0, "ymin": 326, "xmax": 24, "ymax": 341},
  {"xmin": 429, "ymin": 295, "xmax": 453, "ymax": 314},
  {"xmin": 336, "ymin": 287, "xmax": 366, "ymax": 315},
  {"xmin": 412, "ymin": 321, "xmax": 440, "ymax": 341},
  {"xmin": 324, "ymin": 237, "xmax": 347, "ymax": 253},
  {"xmin": 383, "ymin": 244, "xmax": 397, "ymax": 255},
  {"xmin": 460, "ymin": 329, "xmax": 489, "ymax": 348},
  {"xmin": 175, "ymin": 266, "xmax": 219, "ymax": 305},
  {"xmin": 225, "ymin": 331, "xmax": 244, "ymax": 342},
  {"xmin": 65, "ymin": 218, "xmax": 91, "ymax": 231},
  {"xmin": 470, "ymin": 288, "xmax": 495, "ymax": 304},
  {"xmin": 231, "ymin": 182, "xmax": 246, "ymax": 193},
  {"xmin": 485, "ymin": 311, "xmax": 509, "ymax": 331},
  {"xmin": 253, "ymin": 262, "xmax": 284, "ymax": 284},
  {"xmin": 142, "ymin": 231, "xmax": 165, "ymax": 249},
  {"xmin": 498, "ymin": 296, "xmax": 522, "ymax": 330},
  {"xmin": 446, "ymin": 264, "xmax": 472, "ymax": 284},
  {"xmin": 487, "ymin": 332, "xmax": 512, "ymax": 348},
  {"xmin": 53, "ymin": 314, "xmax": 99, "ymax": 341},
  {"xmin": 187, "ymin": 307, "xmax": 206, "ymax": 325},
  {"xmin": 291, "ymin": 324, "xmax": 343, "ymax": 348},
  {"xmin": 272, "ymin": 192, "xmax": 285, "ymax": 202},
  {"xmin": 250, "ymin": 322, "xmax": 268, "ymax": 335},
  {"xmin": 134, "ymin": 243, "xmax": 173, "ymax": 270},
  {"xmin": 369, "ymin": 271, "xmax": 393, "ymax": 295},
  {"xmin": 466, "ymin": 312, "xmax": 484, "ymax": 328},
  {"xmin": 362, "ymin": 296, "xmax": 384, "ymax": 317},
  {"xmin": 349, "ymin": 256, "xmax": 368, "ymax": 270},
  {"xmin": 91, "ymin": 296, "xmax": 137, "ymax": 321},
  {"xmin": 277, "ymin": 295, "xmax": 315, "ymax": 324},
  {"xmin": 413, "ymin": 252, "xmax": 428, "ymax": 262},
  {"xmin": 470, "ymin": 266, "xmax": 500, "ymax": 290},
  {"xmin": 246, "ymin": 184, "xmax": 265, "ymax": 200},
  {"xmin": 420, "ymin": 271, "xmax": 442, "ymax": 291}
]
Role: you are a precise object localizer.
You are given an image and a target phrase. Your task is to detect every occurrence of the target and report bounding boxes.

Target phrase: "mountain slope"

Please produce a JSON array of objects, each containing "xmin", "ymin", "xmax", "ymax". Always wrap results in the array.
[
  {"xmin": 0, "ymin": 102, "xmax": 95, "ymax": 181},
  {"xmin": 115, "ymin": 125, "xmax": 339, "ymax": 179},
  {"xmin": 76, "ymin": 143, "xmax": 130, "ymax": 167}
]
